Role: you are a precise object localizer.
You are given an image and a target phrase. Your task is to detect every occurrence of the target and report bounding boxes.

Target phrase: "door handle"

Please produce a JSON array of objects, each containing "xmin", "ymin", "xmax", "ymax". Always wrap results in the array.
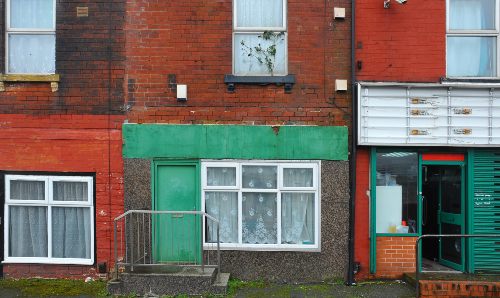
[{"xmin": 172, "ymin": 214, "xmax": 184, "ymax": 218}]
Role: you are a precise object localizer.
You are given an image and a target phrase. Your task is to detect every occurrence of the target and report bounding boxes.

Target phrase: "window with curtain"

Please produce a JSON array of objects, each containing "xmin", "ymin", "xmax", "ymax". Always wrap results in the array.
[
  {"xmin": 6, "ymin": 0, "xmax": 56, "ymax": 74},
  {"xmin": 447, "ymin": 0, "xmax": 498, "ymax": 77},
  {"xmin": 233, "ymin": 0, "xmax": 287, "ymax": 76},
  {"xmin": 202, "ymin": 161, "xmax": 319, "ymax": 250},
  {"xmin": 5, "ymin": 175, "xmax": 94, "ymax": 265}
]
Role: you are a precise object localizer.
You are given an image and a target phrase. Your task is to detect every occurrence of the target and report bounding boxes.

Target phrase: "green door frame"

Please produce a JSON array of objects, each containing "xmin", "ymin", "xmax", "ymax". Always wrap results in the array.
[
  {"xmin": 421, "ymin": 160, "xmax": 466, "ymax": 272},
  {"xmin": 151, "ymin": 160, "xmax": 201, "ymax": 263}
]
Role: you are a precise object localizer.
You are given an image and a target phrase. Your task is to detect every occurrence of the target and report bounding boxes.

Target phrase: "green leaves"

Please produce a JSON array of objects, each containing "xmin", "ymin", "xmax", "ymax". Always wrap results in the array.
[{"xmin": 240, "ymin": 31, "xmax": 285, "ymax": 75}]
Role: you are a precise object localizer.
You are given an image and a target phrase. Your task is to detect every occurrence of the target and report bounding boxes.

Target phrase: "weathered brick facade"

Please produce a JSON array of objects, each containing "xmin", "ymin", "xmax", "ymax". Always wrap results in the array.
[
  {"xmin": 125, "ymin": 0, "xmax": 352, "ymax": 127},
  {"xmin": 0, "ymin": 0, "xmax": 126, "ymax": 278}
]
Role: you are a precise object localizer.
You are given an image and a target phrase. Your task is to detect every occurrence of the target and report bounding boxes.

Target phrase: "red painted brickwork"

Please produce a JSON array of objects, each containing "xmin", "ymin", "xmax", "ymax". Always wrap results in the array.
[
  {"xmin": 125, "ymin": 0, "xmax": 352, "ymax": 127},
  {"xmin": 376, "ymin": 237, "xmax": 417, "ymax": 278},
  {"xmin": 0, "ymin": 0, "xmax": 125, "ymax": 114},
  {"xmin": 354, "ymin": 148, "xmax": 370, "ymax": 279},
  {"xmin": 0, "ymin": 114, "xmax": 124, "ymax": 279},
  {"xmin": 420, "ymin": 280, "xmax": 500, "ymax": 297},
  {"xmin": 355, "ymin": 0, "xmax": 446, "ymax": 82}
]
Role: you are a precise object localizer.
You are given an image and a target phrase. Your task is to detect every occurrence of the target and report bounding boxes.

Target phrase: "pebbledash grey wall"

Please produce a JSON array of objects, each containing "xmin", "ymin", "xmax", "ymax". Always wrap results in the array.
[{"xmin": 123, "ymin": 158, "xmax": 350, "ymax": 282}]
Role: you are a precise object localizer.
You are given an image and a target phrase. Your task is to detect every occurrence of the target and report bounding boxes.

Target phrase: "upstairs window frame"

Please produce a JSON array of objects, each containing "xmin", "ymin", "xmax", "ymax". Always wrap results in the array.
[
  {"xmin": 446, "ymin": 0, "xmax": 500, "ymax": 78},
  {"xmin": 232, "ymin": 0, "xmax": 288, "ymax": 76},
  {"xmin": 5, "ymin": 0, "xmax": 57, "ymax": 74}
]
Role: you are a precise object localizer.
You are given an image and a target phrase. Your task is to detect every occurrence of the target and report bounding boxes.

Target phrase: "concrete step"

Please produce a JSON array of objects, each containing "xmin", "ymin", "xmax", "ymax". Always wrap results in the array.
[{"xmin": 108, "ymin": 267, "xmax": 230, "ymax": 296}]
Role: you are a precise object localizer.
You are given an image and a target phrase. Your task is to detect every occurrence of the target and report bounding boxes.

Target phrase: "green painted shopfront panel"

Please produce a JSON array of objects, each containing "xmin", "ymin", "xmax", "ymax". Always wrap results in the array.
[
  {"xmin": 154, "ymin": 162, "xmax": 201, "ymax": 263},
  {"xmin": 123, "ymin": 124, "xmax": 348, "ymax": 161},
  {"xmin": 472, "ymin": 150, "xmax": 500, "ymax": 273}
]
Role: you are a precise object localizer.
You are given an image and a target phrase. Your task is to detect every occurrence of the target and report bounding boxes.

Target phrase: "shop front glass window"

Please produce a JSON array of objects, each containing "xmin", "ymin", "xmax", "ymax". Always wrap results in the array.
[{"xmin": 376, "ymin": 151, "xmax": 418, "ymax": 234}]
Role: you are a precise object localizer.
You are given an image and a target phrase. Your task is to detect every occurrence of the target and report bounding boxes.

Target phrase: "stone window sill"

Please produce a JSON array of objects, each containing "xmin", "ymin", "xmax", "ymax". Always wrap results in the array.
[
  {"xmin": 224, "ymin": 74, "xmax": 295, "ymax": 93},
  {"xmin": 0, "ymin": 74, "xmax": 60, "ymax": 92}
]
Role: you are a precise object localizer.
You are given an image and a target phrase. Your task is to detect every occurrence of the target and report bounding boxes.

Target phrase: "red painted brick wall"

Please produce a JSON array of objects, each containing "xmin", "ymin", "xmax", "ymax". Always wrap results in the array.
[
  {"xmin": 376, "ymin": 237, "xmax": 417, "ymax": 278},
  {"xmin": 125, "ymin": 0, "xmax": 352, "ymax": 128},
  {"xmin": 355, "ymin": 0, "xmax": 446, "ymax": 82},
  {"xmin": 354, "ymin": 148, "xmax": 370, "ymax": 279},
  {"xmin": 0, "ymin": 114, "xmax": 124, "ymax": 279}
]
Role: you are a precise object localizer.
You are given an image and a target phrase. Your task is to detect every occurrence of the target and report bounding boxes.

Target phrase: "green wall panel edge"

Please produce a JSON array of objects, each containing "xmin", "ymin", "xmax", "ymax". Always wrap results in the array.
[{"xmin": 123, "ymin": 124, "xmax": 348, "ymax": 160}]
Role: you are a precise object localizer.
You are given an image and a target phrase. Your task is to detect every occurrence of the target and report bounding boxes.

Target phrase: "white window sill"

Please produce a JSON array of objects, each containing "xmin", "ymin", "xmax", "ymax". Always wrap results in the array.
[
  {"xmin": 203, "ymin": 244, "xmax": 321, "ymax": 252},
  {"xmin": 0, "ymin": 74, "xmax": 60, "ymax": 92},
  {"xmin": 3, "ymin": 257, "xmax": 93, "ymax": 265}
]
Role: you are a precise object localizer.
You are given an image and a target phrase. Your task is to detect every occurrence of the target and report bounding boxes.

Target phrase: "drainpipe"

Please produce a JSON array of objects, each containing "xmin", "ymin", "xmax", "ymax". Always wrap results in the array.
[{"xmin": 346, "ymin": 0, "xmax": 357, "ymax": 286}]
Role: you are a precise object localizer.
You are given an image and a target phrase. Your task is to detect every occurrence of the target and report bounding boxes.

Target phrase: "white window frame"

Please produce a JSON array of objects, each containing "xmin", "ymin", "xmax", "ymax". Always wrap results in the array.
[
  {"xmin": 5, "ymin": 0, "xmax": 57, "ymax": 74},
  {"xmin": 4, "ymin": 175, "xmax": 94, "ymax": 265},
  {"xmin": 446, "ymin": 0, "xmax": 500, "ymax": 78},
  {"xmin": 202, "ymin": 160, "xmax": 321, "ymax": 251},
  {"xmin": 232, "ymin": 0, "xmax": 288, "ymax": 76}
]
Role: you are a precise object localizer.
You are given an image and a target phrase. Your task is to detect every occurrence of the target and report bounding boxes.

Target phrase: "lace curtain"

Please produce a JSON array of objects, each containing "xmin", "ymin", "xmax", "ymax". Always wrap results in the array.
[
  {"xmin": 206, "ymin": 192, "xmax": 238, "ymax": 243},
  {"xmin": 242, "ymin": 193, "xmax": 277, "ymax": 244},
  {"xmin": 236, "ymin": 0, "xmax": 283, "ymax": 28},
  {"xmin": 9, "ymin": 180, "xmax": 90, "ymax": 259},
  {"xmin": 447, "ymin": 0, "xmax": 496, "ymax": 77}
]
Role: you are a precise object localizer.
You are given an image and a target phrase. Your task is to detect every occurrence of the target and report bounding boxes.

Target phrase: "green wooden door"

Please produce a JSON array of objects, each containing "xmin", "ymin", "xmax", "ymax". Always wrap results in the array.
[
  {"xmin": 153, "ymin": 161, "xmax": 201, "ymax": 263},
  {"xmin": 438, "ymin": 165, "xmax": 465, "ymax": 271}
]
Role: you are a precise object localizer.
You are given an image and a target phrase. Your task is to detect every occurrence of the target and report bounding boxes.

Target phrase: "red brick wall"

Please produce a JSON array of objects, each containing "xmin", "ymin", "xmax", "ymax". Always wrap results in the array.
[
  {"xmin": 420, "ymin": 280, "xmax": 500, "ymax": 297},
  {"xmin": 376, "ymin": 237, "xmax": 417, "ymax": 278},
  {"xmin": 354, "ymin": 148, "xmax": 370, "ymax": 279},
  {"xmin": 0, "ymin": 114, "xmax": 124, "ymax": 279},
  {"xmin": 125, "ymin": 0, "xmax": 352, "ymax": 127},
  {"xmin": 355, "ymin": 0, "xmax": 446, "ymax": 82}
]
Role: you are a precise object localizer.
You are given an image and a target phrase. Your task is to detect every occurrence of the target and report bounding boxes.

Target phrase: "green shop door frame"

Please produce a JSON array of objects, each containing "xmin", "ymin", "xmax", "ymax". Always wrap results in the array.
[
  {"xmin": 421, "ymin": 159, "xmax": 466, "ymax": 272},
  {"xmin": 369, "ymin": 148, "xmax": 469, "ymax": 274},
  {"xmin": 152, "ymin": 160, "xmax": 201, "ymax": 264}
]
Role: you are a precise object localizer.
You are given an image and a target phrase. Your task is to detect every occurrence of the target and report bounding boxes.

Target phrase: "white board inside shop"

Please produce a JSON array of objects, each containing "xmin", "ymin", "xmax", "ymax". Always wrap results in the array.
[{"xmin": 358, "ymin": 83, "xmax": 500, "ymax": 146}]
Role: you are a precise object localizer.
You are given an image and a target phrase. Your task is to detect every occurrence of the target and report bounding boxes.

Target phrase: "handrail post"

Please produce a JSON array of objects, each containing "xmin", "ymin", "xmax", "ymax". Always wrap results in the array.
[
  {"xmin": 415, "ymin": 236, "xmax": 422, "ymax": 298},
  {"xmin": 201, "ymin": 213, "xmax": 205, "ymax": 273}
]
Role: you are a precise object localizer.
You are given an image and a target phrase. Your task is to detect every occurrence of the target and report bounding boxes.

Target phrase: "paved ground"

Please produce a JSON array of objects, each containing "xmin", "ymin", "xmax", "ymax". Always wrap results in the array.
[{"xmin": 234, "ymin": 281, "xmax": 415, "ymax": 298}]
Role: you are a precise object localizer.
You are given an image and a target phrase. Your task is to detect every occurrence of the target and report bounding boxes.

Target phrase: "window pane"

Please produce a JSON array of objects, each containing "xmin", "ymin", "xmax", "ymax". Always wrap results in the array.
[
  {"xmin": 242, "ymin": 193, "xmax": 277, "ymax": 244},
  {"xmin": 10, "ymin": 180, "xmax": 45, "ymax": 200},
  {"xmin": 449, "ymin": 0, "xmax": 495, "ymax": 30},
  {"xmin": 207, "ymin": 167, "xmax": 236, "ymax": 186},
  {"xmin": 281, "ymin": 193, "xmax": 315, "ymax": 244},
  {"xmin": 234, "ymin": 33, "xmax": 286, "ymax": 76},
  {"xmin": 10, "ymin": 0, "xmax": 54, "ymax": 29},
  {"xmin": 52, "ymin": 207, "xmax": 91, "ymax": 259},
  {"xmin": 376, "ymin": 151, "xmax": 418, "ymax": 234},
  {"xmin": 236, "ymin": 0, "xmax": 283, "ymax": 28},
  {"xmin": 447, "ymin": 37, "xmax": 496, "ymax": 77},
  {"xmin": 283, "ymin": 168, "xmax": 314, "ymax": 187},
  {"xmin": 53, "ymin": 181, "xmax": 88, "ymax": 202},
  {"xmin": 9, "ymin": 206, "xmax": 48, "ymax": 257},
  {"xmin": 242, "ymin": 165, "xmax": 277, "ymax": 189},
  {"xmin": 205, "ymin": 192, "xmax": 238, "ymax": 243},
  {"xmin": 9, "ymin": 34, "xmax": 55, "ymax": 74}
]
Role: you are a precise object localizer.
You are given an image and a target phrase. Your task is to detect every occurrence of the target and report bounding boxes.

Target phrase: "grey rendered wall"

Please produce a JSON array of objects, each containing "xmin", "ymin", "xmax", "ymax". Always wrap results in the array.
[{"xmin": 123, "ymin": 159, "xmax": 350, "ymax": 282}]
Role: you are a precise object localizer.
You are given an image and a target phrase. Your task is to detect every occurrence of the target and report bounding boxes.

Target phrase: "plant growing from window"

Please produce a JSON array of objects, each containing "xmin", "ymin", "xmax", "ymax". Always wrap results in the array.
[{"xmin": 240, "ymin": 31, "xmax": 285, "ymax": 76}]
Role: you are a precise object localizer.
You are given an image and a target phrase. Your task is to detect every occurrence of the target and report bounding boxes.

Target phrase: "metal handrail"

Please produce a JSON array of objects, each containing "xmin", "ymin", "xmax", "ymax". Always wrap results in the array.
[
  {"xmin": 415, "ymin": 234, "xmax": 500, "ymax": 297},
  {"xmin": 113, "ymin": 210, "xmax": 220, "ymax": 281}
]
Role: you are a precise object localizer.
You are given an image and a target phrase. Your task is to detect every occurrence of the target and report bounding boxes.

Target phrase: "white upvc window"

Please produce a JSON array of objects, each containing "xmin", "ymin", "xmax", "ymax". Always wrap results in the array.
[
  {"xmin": 5, "ymin": 0, "xmax": 56, "ymax": 74},
  {"xmin": 202, "ymin": 161, "xmax": 320, "ymax": 251},
  {"xmin": 4, "ymin": 175, "xmax": 94, "ymax": 265},
  {"xmin": 447, "ymin": 0, "xmax": 500, "ymax": 78},
  {"xmin": 233, "ymin": 0, "xmax": 288, "ymax": 76}
]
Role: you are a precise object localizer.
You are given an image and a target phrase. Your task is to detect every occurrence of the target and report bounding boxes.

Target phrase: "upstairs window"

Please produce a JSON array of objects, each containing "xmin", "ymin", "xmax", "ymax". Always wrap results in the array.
[
  {"xmin": 233, "ymin": 0, "xmax": 287, "ymax": 76},
  {"xmin": 447, "ymin": 0, "xmax": 499, "ymax": 77},
  {"xmin": 6, "ymin": 0, "xmax": 56, "ymax": 74}
]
